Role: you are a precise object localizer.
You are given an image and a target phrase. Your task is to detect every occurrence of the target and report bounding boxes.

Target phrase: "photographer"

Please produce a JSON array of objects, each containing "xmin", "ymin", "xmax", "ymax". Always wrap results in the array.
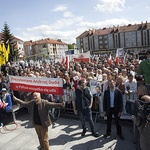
[{"xmin": 135, "ymin": 95, "xmax": 150, "ymax": 150}]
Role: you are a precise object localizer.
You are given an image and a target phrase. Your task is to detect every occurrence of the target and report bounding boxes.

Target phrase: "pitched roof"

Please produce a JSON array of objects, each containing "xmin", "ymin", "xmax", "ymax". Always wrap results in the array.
[
  {"xmin": 77, "ymin": 21, "xmax": 150, "ymax": 37},
  {"xmin": 94, "ymin": 28, "xmax": 113, "ymax": 35},
  {"xmin": 76, "ymin": 31, "xmax": 89, "ymax": 38},
  {"xmin": 24, "ymin": 38, "xmax": 67, "ymax": 46}
]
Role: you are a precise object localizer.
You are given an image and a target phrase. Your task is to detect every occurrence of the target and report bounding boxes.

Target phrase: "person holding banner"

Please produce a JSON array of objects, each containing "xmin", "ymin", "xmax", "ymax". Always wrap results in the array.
[{"xmin": 12, "ymin": 92, "xmax": 65, "ymax": 150}]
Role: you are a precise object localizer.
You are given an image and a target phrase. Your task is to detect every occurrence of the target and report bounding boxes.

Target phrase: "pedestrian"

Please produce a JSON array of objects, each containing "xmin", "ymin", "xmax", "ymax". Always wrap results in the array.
[
  {"xmin": 72, "ymin": 79, "xmax": 99, "ymax": 137},
  {"xmin": 12, "ymin": 92, "xmax": 65, "ymax": 150},
  {"xmin": 103, "ymin": 79, "xmax": 124, "ymax": 140}
]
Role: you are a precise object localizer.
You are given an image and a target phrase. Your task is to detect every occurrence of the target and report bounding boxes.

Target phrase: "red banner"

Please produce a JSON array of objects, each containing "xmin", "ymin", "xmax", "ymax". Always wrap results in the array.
[
  {"xmin": 9, "ymin": 76, "xmax": 64, "ymax": 95},
  {"xmin": 74, "ymin": 58, "xmax": 90, "ymax": 63}
]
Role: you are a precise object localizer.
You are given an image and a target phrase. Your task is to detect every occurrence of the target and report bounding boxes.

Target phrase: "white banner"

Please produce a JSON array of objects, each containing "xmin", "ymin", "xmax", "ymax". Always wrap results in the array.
[{"xmin": 9, "ymin": 75, "xmax": 64, "ymax": 95}]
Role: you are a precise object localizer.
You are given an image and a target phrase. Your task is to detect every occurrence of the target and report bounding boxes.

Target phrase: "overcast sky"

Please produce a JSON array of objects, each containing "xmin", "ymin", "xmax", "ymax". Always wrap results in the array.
[{"xmin": 0, "ymin": 0, "xmax": 150, "ymax": 43}]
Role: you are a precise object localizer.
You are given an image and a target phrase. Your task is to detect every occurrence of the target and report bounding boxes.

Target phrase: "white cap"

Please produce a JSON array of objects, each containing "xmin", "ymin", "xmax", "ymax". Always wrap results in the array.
[{"xmin": 1, "ymin": 88, "xmax": 7, "ymax": 92}]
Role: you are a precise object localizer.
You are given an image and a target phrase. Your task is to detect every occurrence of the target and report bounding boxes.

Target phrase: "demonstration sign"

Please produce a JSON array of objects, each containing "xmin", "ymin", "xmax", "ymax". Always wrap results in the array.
[
  {"xmin": 90, "ymin": 79, "xmax": 101, "ymax": 94},
  {"xmin": 9, "ymin": 76, "xmax": 64, "ymax": 95}
]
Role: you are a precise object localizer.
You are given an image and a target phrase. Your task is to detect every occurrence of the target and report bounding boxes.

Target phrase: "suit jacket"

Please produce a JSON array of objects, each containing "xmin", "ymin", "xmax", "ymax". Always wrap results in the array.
[
  {"xmin": 103, "ymin": 88, "xmax": 123, "ymax": 114},
  {"xmin": 15, "ymin": 98, "xmax": 61, "ymax": 128}
]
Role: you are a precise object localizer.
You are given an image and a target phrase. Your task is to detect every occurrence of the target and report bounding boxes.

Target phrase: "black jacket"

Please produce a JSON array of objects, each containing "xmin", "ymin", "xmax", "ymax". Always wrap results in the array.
[
  {"xmin": 75, "ymin": 87, "xmax": 91, "ymax": 110},
  {"xmin": 103, "ymin": 88, "xmax": 123, "ymax": 114}
]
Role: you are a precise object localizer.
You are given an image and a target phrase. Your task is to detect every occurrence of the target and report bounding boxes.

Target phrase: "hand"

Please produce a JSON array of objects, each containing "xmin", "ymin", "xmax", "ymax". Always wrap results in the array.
[
  {"xmin": 11, "ymin": 91, "xmax": 17, "ymax": 101},
  {"xmin": 73, "ymin": 109, "xmax": 78, "ymax": 115},
  {"xmin": 72, "ymin": 87, "xmax": 75, "ymax": 91},
  {"xmin": 61, "ymin": 101, "xmax": 65, "ymax": 108},
  {"xmin": 118, "ymin": 112, "xmax": 122, "ymax": 117},
  {"xmin": 89, "ymin": 105, "xmax": 92, "ymax": 109},
  {"xmin": 104, "ymin": 111, "xmax": 107, "ymax": 116},
  {"xmin": 147, "ymin": 114, "xmax": 150, "ymax": 121}
]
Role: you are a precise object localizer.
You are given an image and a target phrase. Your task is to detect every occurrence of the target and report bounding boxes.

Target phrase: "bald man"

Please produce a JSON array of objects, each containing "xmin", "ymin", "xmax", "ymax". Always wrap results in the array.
[{"xmin": 13, "ymin": 92, "xmax": 65, "ymax": 150}]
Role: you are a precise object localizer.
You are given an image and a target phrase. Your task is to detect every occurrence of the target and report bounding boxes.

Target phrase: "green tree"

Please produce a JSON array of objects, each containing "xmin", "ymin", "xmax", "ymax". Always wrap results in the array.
[
  {"xmin": 68, "ymin": 44, "xmax": 74, "ymax": 50},
  {"xmin": 0, "ymin": 22, "xmax": 18, "ymax": 62}
]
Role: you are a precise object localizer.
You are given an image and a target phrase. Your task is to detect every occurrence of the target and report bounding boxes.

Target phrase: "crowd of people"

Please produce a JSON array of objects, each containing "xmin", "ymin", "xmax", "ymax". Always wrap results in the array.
[{"xmin": 0, "ymin": 49, "xmax": 150, "ymax": 150}]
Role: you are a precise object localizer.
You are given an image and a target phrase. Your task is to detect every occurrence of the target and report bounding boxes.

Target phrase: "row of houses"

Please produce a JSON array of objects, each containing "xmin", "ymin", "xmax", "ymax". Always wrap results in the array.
[
  {"xmin": 24, "ymin": 38, "xmax": 68, "ymax": 60},
  {"xmin": 76, "ymin": 21, "xmax": 150, "ymax": 54},
  {"xmin": 0, "ymin": 34, "xmax": 69, "ymax": 61},
  {"xmin": 1, "ymin": 21, "xmax": 150, "ymax": 61}
]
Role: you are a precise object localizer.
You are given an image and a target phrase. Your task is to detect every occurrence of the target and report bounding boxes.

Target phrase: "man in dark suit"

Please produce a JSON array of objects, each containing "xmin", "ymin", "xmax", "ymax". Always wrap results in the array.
[{"xmin": 103, "ymin": 79, "xmax": 124, "ymax": 140}]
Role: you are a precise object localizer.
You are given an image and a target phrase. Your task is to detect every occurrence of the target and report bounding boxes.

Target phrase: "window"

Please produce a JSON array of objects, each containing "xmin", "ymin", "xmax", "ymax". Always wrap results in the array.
[
  {"xmin": 43, "ymin": 44, "xmax": 46, "ymax": 48},
  {"xmin": 104, "ymin": 35, "xmax": 107, "ymax": 39},
  {"xmin": 105, "ymin": 45, "xmax": 108, "ymax": 48},
  {"xmin": 99, "ymin": 36, "xmax": 102, "ymax": 39}
]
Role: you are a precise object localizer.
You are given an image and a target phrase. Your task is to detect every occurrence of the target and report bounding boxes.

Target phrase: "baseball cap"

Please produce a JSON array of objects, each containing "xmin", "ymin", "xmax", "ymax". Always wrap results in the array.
[{"xmin": 1, "ymin": 88, "xmax": 7, "ymax": 92}]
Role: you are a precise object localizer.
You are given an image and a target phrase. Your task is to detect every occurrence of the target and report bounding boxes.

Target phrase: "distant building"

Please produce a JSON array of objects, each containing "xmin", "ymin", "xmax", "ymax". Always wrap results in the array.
[
  {"xmin": 24, "ymin": 38, "xmax": 68, "ymax": 60},
  {"xmin": 76, "ymin": 21, "xmax": 150, "ymax": 54},
  {"xmin": 0, "ymin": 33, "xmax": 24, "ymax": 58}
]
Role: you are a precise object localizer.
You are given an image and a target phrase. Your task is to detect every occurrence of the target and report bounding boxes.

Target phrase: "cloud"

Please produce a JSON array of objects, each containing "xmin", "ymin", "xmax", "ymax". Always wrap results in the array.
[
  {"xmin": 16, "ymin": 18, "xmax": 144, "ymax": 44},
  {"xmin": 146, "ymin": 6, "xmax": 150, "ymax": 9},
  {"xmin": 78, "ymin": 18, "xmax": 134, "ymax": 29},
  {"xmin": 19, "ymin": 28, "xmax": 84, "ymax": 44},
  {"xmin": 27, "ymin": 16, "xmax": 84, "ymax": 31},
  {"xmin": 52, "ymin": 5, "xmax": 73, "ymax": 18},
  {"xmin": 94, "ymin": 0, "xmax": 126, "ymax": 13},
  {"xmin": 52, "ymin": 5, "xmax": 67, "ymax": 12},
  {"xmin": 19, "ymin": 16, "xmax": 84, "ymax": 43},
  {"xmin": 63, "ymin": 11, "xmax": 73, "ymax": 18}
]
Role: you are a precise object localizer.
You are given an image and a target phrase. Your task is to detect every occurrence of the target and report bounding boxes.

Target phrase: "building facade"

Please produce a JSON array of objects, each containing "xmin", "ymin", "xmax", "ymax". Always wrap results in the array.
[
  {"xmin": 24, "ymin": 38, "xmax": 68, "ymax": 61},
  {"xmin": 0, "ymin": 33, "xmax": 24, "ymax": 59},
  {"xmin": 76, "ymin": 21, "xmax": 150, "ymax": 54}
]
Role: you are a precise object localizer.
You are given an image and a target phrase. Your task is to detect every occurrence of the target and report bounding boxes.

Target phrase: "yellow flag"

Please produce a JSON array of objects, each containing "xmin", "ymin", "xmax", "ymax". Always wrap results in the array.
[
  {"xmin": 7, "ymin": 43, "xmax": 10, "ymax": 54},
  {"xmin": 0, "ymin": 44, "xmax": 2, "ymax": 52},
  {"xmin": 6, "ymin": 50, "xmax": 9, "ymax": 62},
  {"xmin": 0, "ymin": 57, "xmax": 5, "ymax": 66},
  {"xmin": 1, "ymin": 43, "xmax": 6, "ymax": 64},
  {"xmin": 2, "ymin": 43, "xmax": 6, "ymax": 58}
]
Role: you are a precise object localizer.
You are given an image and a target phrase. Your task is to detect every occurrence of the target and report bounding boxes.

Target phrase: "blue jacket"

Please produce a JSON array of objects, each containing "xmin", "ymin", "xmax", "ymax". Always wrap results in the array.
[{"xmin": 5, "ymin": 94, "xmax": 12, "ymax": 112}]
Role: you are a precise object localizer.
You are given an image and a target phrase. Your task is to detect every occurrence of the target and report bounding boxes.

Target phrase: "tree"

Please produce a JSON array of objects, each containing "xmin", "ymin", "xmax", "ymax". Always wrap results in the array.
[
  {"xmin": 0, "ymin": 22, "xmax": 17, "ymax": 62},
  {"xmin": 68, "ymin": 44, "xmax": 74, "ymax": 50}
]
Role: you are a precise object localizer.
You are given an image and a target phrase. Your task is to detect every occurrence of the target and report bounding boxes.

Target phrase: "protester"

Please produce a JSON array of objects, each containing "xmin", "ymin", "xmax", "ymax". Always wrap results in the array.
[
  {"xmin": 138, "ymin": 49, "xmax": 150, "ymax": 95},
  {"xmin": 0, "ymin": 88, "xmax": 12, "ymax": 128},
  {"xmin": 12, "ymin": 92, "xmax": 65, "ymax": 150},
  {"xmin": 72, "ymin": 79, "xmax": 99, "ymax": 137},
  {"xmin": 124, "ymin": 73, "xmax": 137, "ymax": 101},
  {"xmin": 0, "ymin": 48, "xmax": 149, "ymax": 147}
]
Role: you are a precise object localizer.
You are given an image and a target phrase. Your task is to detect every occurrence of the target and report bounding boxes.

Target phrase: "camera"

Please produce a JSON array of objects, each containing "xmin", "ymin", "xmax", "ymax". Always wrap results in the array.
[
  {"xmin": 139, "ymin": 52, "xmax": 147, "ymax": 60},
  {"xmin": 138, "ymin": 99, "xmax": 150, "ymax": 116}
]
